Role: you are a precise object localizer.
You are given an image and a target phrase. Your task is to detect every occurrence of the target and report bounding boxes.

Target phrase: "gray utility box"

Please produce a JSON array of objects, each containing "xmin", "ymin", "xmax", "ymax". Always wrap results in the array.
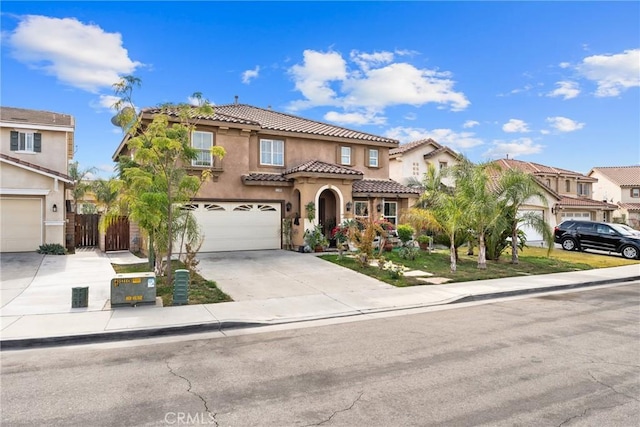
[{"xmin": 110, "ymin": 272, "xmax": 156, "ymax": 307}]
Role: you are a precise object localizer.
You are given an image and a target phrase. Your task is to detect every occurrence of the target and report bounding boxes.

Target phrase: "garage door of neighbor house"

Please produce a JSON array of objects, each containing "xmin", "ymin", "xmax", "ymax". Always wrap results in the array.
[
  {"xmin": 184, "ymin": 202, "xmax": 281, "ymax": 252},
  {"xmin": 518, "ymin": 209, "xmax": 544, "ymax": 242},
  {"xmin": 561, "ymin": 212, "xmax": 591, "ymax": 220},
  {"xmin": 0, "ymin": 197, "xmax": 43, "ymax": 252}
]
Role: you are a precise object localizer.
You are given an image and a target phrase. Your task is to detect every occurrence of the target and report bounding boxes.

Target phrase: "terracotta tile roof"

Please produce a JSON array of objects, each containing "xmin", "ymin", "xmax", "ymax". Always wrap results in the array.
[
  {"xmin": 142, "ymin": 107, "xmax": 259, "ymax": 126},
  {"xmin": 389, "ymin": 138, "xmax": 441, "ymax": 156},
  {"xmin": 0, "ymin": 106, "xmax": 74, "ymax": 127},
  {"xmin": 618, "ymin": 202, "xmax": 640, "ymax": 211},
  {"xmin": 285, "ymin": 160, "xmax": 363, "ymax": 176},
  {"xmin": 352, "ymin": 179, "xmax": 421, "ymax": 196},
  {"xmin": 213, "ymin": 104, "xmax": 398, "ymax": 144},
  {"xmin": 241, "ymin": 173, "xmax": 292, "ymax": 183},
  {"xmin": 558, "ymin": 196, "xmax": 617, "ymax": 209},
  {"xmin": 494, "ymin": 158, "xmax": 593, "ymax": 179},
  {"xmin": 589, "ymin": 166, "xmax": 640, "ymax": 186},
  {"xmin": 0, "ymin": 153, "xmax": 73, "ymax": 183}
]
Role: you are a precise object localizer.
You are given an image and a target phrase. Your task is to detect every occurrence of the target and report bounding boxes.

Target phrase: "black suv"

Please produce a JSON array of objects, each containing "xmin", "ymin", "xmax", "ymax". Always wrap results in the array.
[{"xmin": 554, "ymin": 220, "xmax": 640, "ymax": 259}]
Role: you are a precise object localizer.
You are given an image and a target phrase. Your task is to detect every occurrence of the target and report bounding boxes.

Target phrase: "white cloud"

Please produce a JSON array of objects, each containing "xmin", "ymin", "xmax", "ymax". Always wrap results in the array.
[
  {"xmin": 404, "ymin": 112, "xmax": 417, "ymax": 121},
  {"xmin": 95, "ymin": 95, "xmax": 122, "ymax": 110},
  {"xmin": 463, "ymin": 120, "xmax": 479, "ymax": 129},
  {"xmin": 559, "ymin": 62, "xmax": 571, "ymax": 69},
  {"xmin": 540, "ymin": 129, "xmax": 550, "ymax": 135},
  {"xmin": 502, "ymin": 119, "xmax": 530, "ymax": 133},
  {"xmin": 288, "ymin": 49, "xmax": 469, "ymax": 122},
  {"xmin": 546, "ymin": 116, "xmax": 585, "ymax": 132},
  {"xmin": 241, "ymin": 66, "xmax": 260, "ymax": 84},
  {"xmin": 7, "ymin": 15, "xmax": 142, "ymax": 93},
  {"xmin": 385, "ymin": 126, "xmax": 483, "ymax": 150},
  {"xmin": 483, "ymin": 138, "xmax": 543, "ymax": 159},
  {"xmin": 324, "ymin": 110, "xmax": 386, "ymax": 126},
  {"xmin": 577, "ymin": 49, "xmax": 640, "ymax": 97},
  {"xmin": 547, "ymin": 81, "xmax": 580, "ymax": 100}
]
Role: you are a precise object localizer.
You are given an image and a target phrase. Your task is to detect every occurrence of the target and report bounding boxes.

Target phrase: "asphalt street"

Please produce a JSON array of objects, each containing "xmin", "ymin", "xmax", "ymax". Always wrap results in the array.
[{"xmin": 1, "ymin": 284, "xmax": 639, "ymax": 426}]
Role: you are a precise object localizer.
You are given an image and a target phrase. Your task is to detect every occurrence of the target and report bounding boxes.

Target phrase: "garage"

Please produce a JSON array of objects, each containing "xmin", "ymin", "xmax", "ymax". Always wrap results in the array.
[
  {"xmin": 0, "ymin": 197, "xmax": 43, "ymax": 252},
  {"xmin": 517, "ymin": 209, "xmax": 544, "ymax": 242},
  {"xmin": 183, "ymin": 201, "xmax": 281, "ymax": 252}
]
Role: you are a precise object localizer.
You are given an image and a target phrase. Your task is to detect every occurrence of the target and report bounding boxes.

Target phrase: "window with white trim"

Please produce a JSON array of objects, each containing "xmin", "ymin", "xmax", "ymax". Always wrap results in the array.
[
  {"xmin": 383, "ymin": 201, "xmax": 397, "ymax": 225},
  {"xmin": 10, "ymin": 131, "xmax": 41, "ymax": 153},
  {"xmin": 412, "ymin": 162, "xmax": 420, "ymax": 177},
  {"xmin": 260, "ymin": 139, "xmax": 284, "ymax": 166},
  {"xmin": 340, "ymin": 146, "xmax": 351, "ymax": 165},
  {"xmin": 191, "ymin": 131, "xmax": 214, "ymax": 166},
  {"xmin": 631, "ymin": 188, "xmax": 640, "ymax": 198},
  {"xmin": 354, "ymin": 201, "xmax": 369, "ymax": 218},
  {"xmin": 368, "ymin": 149, "xmax": 379, "ymax": 167},
  {"xmin": 577, "ymin": 182, "xmax": 591, "ymax": 197}
]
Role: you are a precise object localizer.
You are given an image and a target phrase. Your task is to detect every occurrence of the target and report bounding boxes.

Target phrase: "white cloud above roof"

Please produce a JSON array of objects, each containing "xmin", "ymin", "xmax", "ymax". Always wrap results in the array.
[
  {"xmin": 242, "ymin": 66, "xmax": 260, "ymax": 84},
  {"xmin": 385, "ymin": 126, "xmax": 483, "ymax": 150},
  {"xmin": 577, "ymin": 48, "xmax": 640, "ymax": 97},
  {"xmin": 547, "ymin": 81, "xmax": 581, "ymax": 100},
  {"xmin": 483, "ymin": 138, "xmax": 543, "ymax": 159},
  {"xmin": 7, "ymin": 15, "xmax": 141, "ymax": 93},
  {"xmin": 463, "ymin": 120, "xmax": 479, "ymax": 128},
  {"xmin": 323, "ymin": 110, "xmax": 386, "ymax": 126},
  {"xmin": 502, "ymin": 119, "xmax": 530, "ymax": 133},
  {"xmin": 288, "ymin": 49, "xmax": 469, "ymax": 124},
  {"xmin": 546, "ymin": 116, "xmax": 585, "ymax": 132}
]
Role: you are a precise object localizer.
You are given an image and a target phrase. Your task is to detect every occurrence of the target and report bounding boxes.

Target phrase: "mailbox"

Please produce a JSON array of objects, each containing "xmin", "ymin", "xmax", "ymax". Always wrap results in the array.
[{"xmin": 110, "ymin": 272, "xmax": 157, "ymax": 307}]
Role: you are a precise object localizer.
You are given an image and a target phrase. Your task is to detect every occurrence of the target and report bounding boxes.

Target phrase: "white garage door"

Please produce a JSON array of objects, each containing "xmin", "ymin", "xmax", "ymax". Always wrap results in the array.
[
  {"xmin": 561, "ymin": 212, "xmax": 591, "ymax": 220},
  {"xmin": 184, "ymin": 202, "xmax": 281, "ymax": 252},
  {"xmin": 0, "ymin": 197, "xmax": 43, "ymax": 252},
  {"xmin": 518, "ymin": 209, "xmax": 544, "ymax": 242}
]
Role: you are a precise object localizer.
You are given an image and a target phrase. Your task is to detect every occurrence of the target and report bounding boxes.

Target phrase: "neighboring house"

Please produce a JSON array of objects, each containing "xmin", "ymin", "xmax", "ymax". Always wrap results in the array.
[
  {"xmin": 588, "ymin": 166, "xmax": 640, "ymax": 228},
  {"xmin": 492, "ymin": 158, "xmax": 618, "ymax": 241},
  {"xmin": 389, "ymin": 138, "xmax": 461, "ymax": 189},
  {"xmin": 112, "ymin": 103, "xmax": 419, "ymax": 252},
  {"xmin": 0, "ymin": 106, "xmax": 74, "ymax": 252}
]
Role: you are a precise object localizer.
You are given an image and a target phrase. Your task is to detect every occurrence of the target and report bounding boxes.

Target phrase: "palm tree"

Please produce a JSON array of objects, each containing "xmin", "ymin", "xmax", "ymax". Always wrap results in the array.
[
  {"xmin": 496, "ymin": 168, "xmax": 553, "ymax": 264},
  {"xmin": 68, "ymin": 161, "xmax": 97, "ymax": 214},
  {"xmin": 91, "ymin": 178, "xmax": 119, "ymax": 213}
]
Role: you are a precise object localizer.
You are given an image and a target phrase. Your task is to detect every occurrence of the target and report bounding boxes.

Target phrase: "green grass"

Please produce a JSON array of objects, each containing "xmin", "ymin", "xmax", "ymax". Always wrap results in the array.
[
  {"xmin": 320, "ymin": 245, "xmax": 639, "ymax": 287},
  {"xmin": 112, "ymin": 260, "xmax": 232, "ymax": 306}
]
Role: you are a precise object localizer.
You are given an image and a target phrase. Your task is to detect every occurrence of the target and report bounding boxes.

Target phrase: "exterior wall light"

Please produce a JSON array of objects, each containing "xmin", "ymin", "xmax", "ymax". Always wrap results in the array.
[
  {"xmin": 286, "ymin": 202, "xmax": 292, "ymax": 212},
  {"xmin": 52, "ymin": 204, "xmax": 58, "ymax": 213},
  {"xmin": 346, "ymin": 201, "xmax": 352, "ymax": 212},
  {"xmin": 376, "ymin": 203, "xmax": 382, "ymax": 213}
]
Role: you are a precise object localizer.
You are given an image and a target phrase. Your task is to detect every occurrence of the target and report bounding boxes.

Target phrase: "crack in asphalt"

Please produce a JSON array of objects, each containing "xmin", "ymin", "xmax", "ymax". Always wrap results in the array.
[
  {"xmin": 557, "ymin": 401, "xmax": 636, "ymax": 427},
  {"xmin": 558, "ymin": 407, "xmax": 588, "ymax": 427},
  {"xmin": 588, "ymin": 371, "xmax": 640, "ymax": 402},
  {"xmin": 305, "ymin": 391, "xmax": 364, "ymax": 427},
  {"xmin": 166, "ymin": 361, "xmax": 218, "ymax": 426}
]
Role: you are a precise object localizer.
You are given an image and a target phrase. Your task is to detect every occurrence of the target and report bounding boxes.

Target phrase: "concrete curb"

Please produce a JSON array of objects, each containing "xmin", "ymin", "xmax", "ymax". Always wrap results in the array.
[{"xmin": 1, "ymin": 276, "xmax": 638, "ymax": 351}]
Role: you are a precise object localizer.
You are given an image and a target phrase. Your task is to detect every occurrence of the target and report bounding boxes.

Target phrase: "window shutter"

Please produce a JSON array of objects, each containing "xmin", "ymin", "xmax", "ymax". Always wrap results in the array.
[
  {"xmin": 10, "ymin": 131, "xmax": 19, "ymax": 151},
  {"xmin": 34, "ymin": 133, "xmax": 42, "ymax": 152}
]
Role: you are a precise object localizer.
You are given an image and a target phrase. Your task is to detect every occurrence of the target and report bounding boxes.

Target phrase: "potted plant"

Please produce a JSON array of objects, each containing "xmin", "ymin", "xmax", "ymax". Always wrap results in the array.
[
  {"xmin": 331, "ymin": 222, "xmax": 351, "ymax": 257},
  {"xmin": 305, "ymin": 202, "xmax": 316, "ymax": 222},
  {"xmin": 417, "ymin": 235, "xmax": 432, "ymax": 252},
  {"xmin": 304, "ymin": 224, "xmax": 329, "ymax": 252}
]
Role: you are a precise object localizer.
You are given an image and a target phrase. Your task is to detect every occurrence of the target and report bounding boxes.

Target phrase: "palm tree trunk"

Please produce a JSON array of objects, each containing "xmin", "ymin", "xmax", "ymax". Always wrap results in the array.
[
  {"xmin": 511, "ymin": 226, "xmax": 519, "ymax": 264},
  {"xmin": 478, "ymin": 232, "xmax": 487, "ymax": 269},
  {"xmin": 449, "ymin": 236, "xmax": 457, "ymax": 273}
]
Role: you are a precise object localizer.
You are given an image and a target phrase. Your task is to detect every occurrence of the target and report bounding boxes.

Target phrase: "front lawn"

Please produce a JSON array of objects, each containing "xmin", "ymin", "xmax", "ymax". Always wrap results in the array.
[
  {"xmin": 112, "ymin": 260, "xmax": 232, "ymax": 306},
  {"xmin": 320, "ymin": 245, "xmax": 639, "ymax": 287}
]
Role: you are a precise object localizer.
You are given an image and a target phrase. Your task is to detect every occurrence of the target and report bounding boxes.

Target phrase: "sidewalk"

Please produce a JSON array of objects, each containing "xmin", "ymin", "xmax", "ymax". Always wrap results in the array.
[{"xmin": 1, "ymin": 250, "xmax": 638, "ymax": 349}]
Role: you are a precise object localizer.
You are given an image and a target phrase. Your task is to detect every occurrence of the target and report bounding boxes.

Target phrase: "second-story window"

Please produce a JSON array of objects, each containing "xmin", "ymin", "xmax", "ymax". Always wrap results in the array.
[
  {"xmin": 565, "ymin": 180, "xmax": 571, "ymax": 192},
  {"xmin": 577, "ymin": 182, "xmax": 591, "ymax": 196},
  {"xmin": 368, "ymin": 149, "xmax": 379, "ymax": 167},
  {"xmin": 340, "ymin": 146, "xmax": 352, "ymax": 165},
  {"xmin": 260, "ymin": 139, "xmax": 284, "ymax": 166},
  {"xmin": 439, "ymin": 161, "xmax": 448, "ymax": 171},
  {"xmin": 631, "ymin": 188, "xmax": 640, "ymax": 198},
  {"xmin": 191, "ymin": 131, "xmax": 214, "ymax": 167},
  {"xmin": 10, "ymin": 131, "xmax": 41, "ymax": 153}
]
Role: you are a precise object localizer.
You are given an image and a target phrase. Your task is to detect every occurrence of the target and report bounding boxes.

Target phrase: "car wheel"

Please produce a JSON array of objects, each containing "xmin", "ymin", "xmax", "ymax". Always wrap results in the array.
[
  {"xmin": 621, "ymin": 245, "xmax": 639, "ymax": 260},
  {"xmin": 561, "ymin": 238, "xmax": 577, "ymax": 251}
]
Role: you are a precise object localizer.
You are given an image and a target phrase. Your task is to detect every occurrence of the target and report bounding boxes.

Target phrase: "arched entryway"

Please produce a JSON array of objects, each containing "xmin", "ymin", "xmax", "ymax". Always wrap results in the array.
[{"xmin": 318, "ymin": 187, "xmax": 340, "ymax": 243}]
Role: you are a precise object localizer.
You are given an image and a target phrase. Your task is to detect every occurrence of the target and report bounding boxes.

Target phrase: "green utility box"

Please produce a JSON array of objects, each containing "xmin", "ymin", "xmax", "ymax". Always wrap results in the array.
[
  {"xmin": 71, "ymin": 287, "xmax": 89, "ymax": 308},
  {"xmin": 110, "ymin": 272, "xmax": 156, "ymax": 307},
  {"xmin": 172, "ymin": 269, "xmax": 190, "ymax": 305}
]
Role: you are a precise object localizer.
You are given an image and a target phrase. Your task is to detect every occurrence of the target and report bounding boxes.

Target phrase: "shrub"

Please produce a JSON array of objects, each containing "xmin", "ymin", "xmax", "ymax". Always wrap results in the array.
[
  {"xmin": 396, "ymin": 224, "xmax": 415, "ymax": 245},
  {"xmin": 37, "ymin": 243, "xmax": 66, "ymax": 255},
  {"xmin": 399, "ymin": 246, "xmax": 420, "ymax": 260}
]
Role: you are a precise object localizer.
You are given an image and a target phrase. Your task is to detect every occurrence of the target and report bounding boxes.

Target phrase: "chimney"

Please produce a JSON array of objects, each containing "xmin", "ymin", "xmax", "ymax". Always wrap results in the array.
[{"xmin": 234, "ymin": 95, "xmax": 238, "ymax": 105}]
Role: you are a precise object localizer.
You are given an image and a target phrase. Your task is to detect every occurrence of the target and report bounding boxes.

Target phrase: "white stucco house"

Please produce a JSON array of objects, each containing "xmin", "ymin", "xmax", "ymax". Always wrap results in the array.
[
  {"xmin": 0, "ymin": 107, "xmax": 75, "ymax": 252},
  {"xmin": 588, "ymin": 165, "xmax": 640, "ymax": 228}
]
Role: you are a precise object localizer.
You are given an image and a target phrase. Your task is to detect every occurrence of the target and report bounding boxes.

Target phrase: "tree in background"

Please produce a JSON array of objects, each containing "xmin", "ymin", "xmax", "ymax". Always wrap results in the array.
[
  {"xmin": 111, "ymin": 76, "xmax": 225, "ymax": 284},
  {"xmin": 68, "ymin": 161, "xmax": 97, "ymax": 214}
]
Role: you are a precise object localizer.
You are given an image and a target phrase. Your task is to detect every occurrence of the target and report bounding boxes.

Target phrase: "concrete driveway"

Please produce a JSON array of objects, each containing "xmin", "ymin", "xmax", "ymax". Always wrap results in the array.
[
  {"xmin": 0, "ymin": 252, "xmax": 44, "ymax": 308},
  {"xmin": 197, "ymin": 250, "xmax": 392, "ymax": 301}
]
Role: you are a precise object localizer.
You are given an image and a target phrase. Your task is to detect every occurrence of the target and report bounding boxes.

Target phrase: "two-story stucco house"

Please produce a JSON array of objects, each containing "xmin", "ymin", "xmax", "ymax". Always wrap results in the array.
[
  {"xmin": 0, "ymin": 107, "xmax": 75, "ymax": 252},
  {"xmin": 389, "ymin": 138, "xmax": 461, "ymax": 189},
  {"xmin": 588, "ymin": 166, "xmax": 640, "ymax": 228},
  {"xmin": 112, "ymin": 103, "xmax": 419, "ymax": 252},
  {"xmin": 492, "ymin": 159, "xmax": 617, "ymax": 240}
]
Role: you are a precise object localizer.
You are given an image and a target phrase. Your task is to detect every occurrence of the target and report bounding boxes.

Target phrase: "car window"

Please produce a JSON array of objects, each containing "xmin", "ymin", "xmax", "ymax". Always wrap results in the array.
[
  {"xmin": 576, "ymin": 223, "xmax": 594, "ymax": 231},
  {"xmin": 610, "ymin": 224, "xmax": 632, "ymax": 236},
  {"xmin": 596, "ymin": 225, "xmax": 610, "ymax": 234}
]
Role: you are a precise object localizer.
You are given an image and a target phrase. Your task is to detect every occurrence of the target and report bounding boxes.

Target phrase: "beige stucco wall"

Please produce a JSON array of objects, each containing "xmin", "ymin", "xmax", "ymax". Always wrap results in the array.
[{"xmin": 1, "ymin": 128, "xmax": 70, "ymax": 175}]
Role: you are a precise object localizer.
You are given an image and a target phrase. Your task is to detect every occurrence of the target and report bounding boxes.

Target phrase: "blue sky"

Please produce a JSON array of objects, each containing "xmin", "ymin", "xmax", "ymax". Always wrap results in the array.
[{"xmin": 2, "ymin": 1, "xmax": 639, "ymax": 178}]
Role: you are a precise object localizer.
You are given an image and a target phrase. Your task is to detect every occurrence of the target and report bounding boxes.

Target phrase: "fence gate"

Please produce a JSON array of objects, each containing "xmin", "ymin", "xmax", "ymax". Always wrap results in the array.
[
  {"xmin": 106, "ymin": 216, "xmax": 130, "ymax": 251},
  {"xmin": 75, "ymin": 214, "xmax": 99, "ymax": 247}
]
